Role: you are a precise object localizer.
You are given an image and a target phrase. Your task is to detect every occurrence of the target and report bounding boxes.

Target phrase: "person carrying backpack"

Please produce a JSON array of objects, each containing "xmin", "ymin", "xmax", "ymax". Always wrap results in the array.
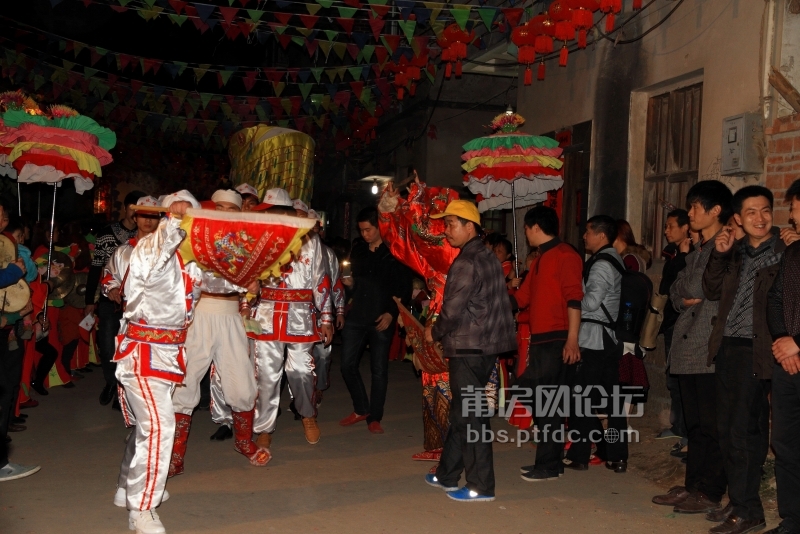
[{"xmin": 563, "ymin": 215, "xmax": 630, "ymax": 474}]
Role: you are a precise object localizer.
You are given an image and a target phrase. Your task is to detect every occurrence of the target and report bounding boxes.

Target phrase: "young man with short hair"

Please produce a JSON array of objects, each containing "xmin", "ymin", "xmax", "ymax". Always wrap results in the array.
[
  {"xmin": 87, "ymin": 189, "xmax": 148, "ymax": 407},
  {"xmin": 423, "ymin": 200, "xmax": 516, "ymax": 502},
  {"xmin": 339, "ymin": 206, "xmax": 412, "ymax": 434},
  {"xmin": 657, "ymin": 209, "xmax": 691, "ymax": 444},
  {"xmin": 563, "ymin": 215, "xmax": 628, "ymax": 473},
  {"xmin": 652, "ymin": 180, "xmax": 732, "ymax": 515},
  {"xmin": 766, "ymin": 179, "xmax": 800, "ymax": 534},
  {"xmin": 513, "ymin": 205, "xmax": 584, "ymax": 481},
  {"xmin": 702, "ymin": 186, "xmax": 782, "ymax": 533}
]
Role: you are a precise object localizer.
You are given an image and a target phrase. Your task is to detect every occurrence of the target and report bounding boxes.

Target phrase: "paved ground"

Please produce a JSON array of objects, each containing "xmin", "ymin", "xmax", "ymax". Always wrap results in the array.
[{"xmin": 1, "ymin": 351, "xmax": 745, "ymax": 534}]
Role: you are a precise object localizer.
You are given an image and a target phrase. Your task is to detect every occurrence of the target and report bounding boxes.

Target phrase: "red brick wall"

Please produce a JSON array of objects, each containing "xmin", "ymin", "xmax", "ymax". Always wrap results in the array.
[{"xmin": 766, "ymin": 113, "xmax": 800, "ymax": 226}]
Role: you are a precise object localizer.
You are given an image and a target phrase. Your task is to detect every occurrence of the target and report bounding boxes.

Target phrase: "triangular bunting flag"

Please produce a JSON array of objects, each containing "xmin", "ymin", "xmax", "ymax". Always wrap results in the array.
[
  {"xmin": 193, "ymin": 3, "xmax": 216, "ymax": 22},
  {"xmin": 349, "ymin": 81, "xmax": 364, "ymax": 99},
  {"xmin": 451, "ymin": 5, "xmax": 471, "ymax": 30},
  {"xmin": 218, "ymin": 6, "xmax": 238, "ymax": 25},
  {"xmin": 395, "ymin": 0, "xmax": 414, "ymax": 20},
  {"xmin": 305, "ymin": 38, "xmax": 319, "ymax": 57},
  {"xmin": 274, "ymin": 12, "xmax": 292, "ymax": 25},
  {"xmin": 218, "ymin": 70, "xmax": 234, "ymax": 86},
  {"xmin": 272, "ymin": 81, "xmax": 285, "ymax": 97},
  {"xmin": 298, "ymin": 83, "xmax": 313, "ymax": 101},
  {"xmin": 169, "ymin": 14, "xmax": 188, "ymax": 26},
  {"xmin": 333, "ymin": 43, "xmax": 348, "ymax": 60},
  {"xmin": 193, "ymin": 64, "xmax": 210, "ymax": 82},
  {"xmin": 315, "ymin": 0, "xmax": 334, "ymax": 8},
  {"xmin": 413, "ymin": 7, "xmax": 431, "ymax": 25},
  {"xmin": 477, "ymin": 7, "xmax": 498, "ymax": 31},
  {"xmin": 298, "ymin": 14, "xmax": 318, "ymax": 30},
  {"xmin": 139, "ymin": 7, "xmax": 163, "ymax": 20},
  {"xmin": 423, "ymin": 2, "xmax": 443, "ymax": 24},
  {"xmin": 501, "ymin": 8, "xmax": 523, "ymax": 28},
  {"xmin": 367, "ymin": 14, "xmax": 385, "ymax": 41},
  {"xmin": 361, "ymin": 44, "xmax": 375, "ymax": 62},
  {"xmin": 336, "ymin": 18, "xmax": 356, "ymax": 35},
  {"xmin": 397, "ymin": 20, "xmax": 416, "ymax": 42},
  {"xmin": 318, "ymin": 41, "xmax": 333, "ymax": 59},
  {"xmin": 381, "ymin": 35, "xmax": 400, "ymax": 55},
  {"xmin": 306, "ymin": 3, "xmax": 321, "ymax": 15},
  {"xmin": 336, "ymin": 6, "xmax": 357, "ymax": 18},
  {"xmin": 168, "ymin": 0, "xmax": 187, "ymax": 14},
  {"xmin": 246, "ymin": 9, "xmax": 263, "ymax": 21},
  {"xmin": 310, "ymin": 67, "xmax": 324, "ymax": 83}
]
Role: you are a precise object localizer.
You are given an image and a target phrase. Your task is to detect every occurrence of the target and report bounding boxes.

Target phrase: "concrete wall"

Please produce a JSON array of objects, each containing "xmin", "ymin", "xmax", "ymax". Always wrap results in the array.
[
  {"xmin": 516, "ymin": 0, "xmax": 767, "ymax": 240},
  {"xmin": 424, "ymin": 73, "xmax": 517, "ymax": 189}
]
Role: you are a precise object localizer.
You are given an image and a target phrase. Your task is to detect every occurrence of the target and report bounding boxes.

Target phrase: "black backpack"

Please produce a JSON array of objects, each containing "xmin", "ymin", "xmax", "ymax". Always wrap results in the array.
[{"xmin": 583, "ymin": 253, "xmax": 653, "ymax": 344}]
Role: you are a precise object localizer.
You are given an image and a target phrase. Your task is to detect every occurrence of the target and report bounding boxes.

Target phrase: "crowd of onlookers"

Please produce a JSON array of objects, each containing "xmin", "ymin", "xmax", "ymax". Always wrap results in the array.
[{"xmin": 429, "ymin": 180, "xmax": 800, "ymax": 533}]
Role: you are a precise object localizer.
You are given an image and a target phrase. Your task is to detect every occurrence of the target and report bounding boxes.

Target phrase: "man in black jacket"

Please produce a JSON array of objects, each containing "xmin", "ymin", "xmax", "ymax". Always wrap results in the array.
[
  {"xmin": 423, "ymin": 200, "xmax": 516, "ymax": 502},
  {"xmin": 767, "ymin": 179, "xmax": 800, "ymax": 534},
  {"xmin": 339, "ymin": 207, "xmax": 412, "ymax": 435},
  {"xmin": 657, "ymin": 209, "xmax": 690, "ymax": 443},
  {"xmin": 703, "ymin": 186, "xmax": 784, "ymax": 534},
  {"xmin": 85, "ymin": 190, "xmax": 147, "ymax": 407}
]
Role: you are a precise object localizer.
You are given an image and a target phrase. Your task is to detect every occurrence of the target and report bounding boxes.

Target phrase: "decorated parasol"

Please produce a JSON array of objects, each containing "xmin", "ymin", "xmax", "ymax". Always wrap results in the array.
[
  {"xmin": 0, "ymin": 90, "xmax": 116, "ymax": 318},
  {"xmin": 462, "ymin": 110, "xmax": 564, "ymax": 276},
  {"xmin": 228, "ymin": 124, "xmax": 315, "ymax": 204}
]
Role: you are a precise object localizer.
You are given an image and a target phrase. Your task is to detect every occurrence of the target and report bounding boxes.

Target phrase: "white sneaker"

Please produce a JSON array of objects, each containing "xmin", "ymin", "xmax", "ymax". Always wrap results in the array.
[
  {"xmin": 115, "ymin": 488, "xmax": 170, "ymax": 508},
  {"xmin": 0, "ymin": 463, "xmax": 41, "ymax": 482},
  {"xmin": 128, "ymin": 509, "xmax": 166, "ymax": 534}
]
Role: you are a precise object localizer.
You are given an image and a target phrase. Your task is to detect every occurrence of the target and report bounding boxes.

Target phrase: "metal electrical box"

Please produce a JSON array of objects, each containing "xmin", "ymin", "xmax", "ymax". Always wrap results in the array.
[{"xmin": 721, "ymin": 113, "xmax": 763, "ymax": 176}]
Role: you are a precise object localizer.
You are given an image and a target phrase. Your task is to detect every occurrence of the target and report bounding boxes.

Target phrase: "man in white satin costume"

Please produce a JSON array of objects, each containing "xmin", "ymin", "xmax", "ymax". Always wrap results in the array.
[
  {"xmin": 168, "ymin": 189, "xmax": 269, "ymax": 478},
  {"xmin": 249, "ymin": 189, "xmax": 334, "ymax": 448},
  {"xmin": 102, "ymin": 191, "xmax": 265, "ymax": 534}
]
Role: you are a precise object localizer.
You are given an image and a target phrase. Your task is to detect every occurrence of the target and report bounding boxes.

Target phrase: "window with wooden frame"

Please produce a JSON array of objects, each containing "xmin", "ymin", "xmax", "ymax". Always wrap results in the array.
[
  {"xmin": 481, "ymin": 210, "xmax": 506, "ymax": 234},
  {"xmin": 641, "ymin": 82, "xmax": 703, "ymax": 254}
]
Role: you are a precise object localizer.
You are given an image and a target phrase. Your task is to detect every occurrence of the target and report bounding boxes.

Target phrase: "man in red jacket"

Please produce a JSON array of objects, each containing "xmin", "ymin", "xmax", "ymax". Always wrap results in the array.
[{"xmin": 513, "ymin": 205, "xmax": 584, "ymax": 482}]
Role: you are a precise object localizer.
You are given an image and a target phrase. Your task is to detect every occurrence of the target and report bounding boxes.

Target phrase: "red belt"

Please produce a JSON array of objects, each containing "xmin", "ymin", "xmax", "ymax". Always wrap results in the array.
[
  {"xmin": 126, "ymin": 323, "xmax": 188, "ymax": 345},
  {"xmin": 260, "ymin": 288, "xmax": 313, "ymax": 303}
]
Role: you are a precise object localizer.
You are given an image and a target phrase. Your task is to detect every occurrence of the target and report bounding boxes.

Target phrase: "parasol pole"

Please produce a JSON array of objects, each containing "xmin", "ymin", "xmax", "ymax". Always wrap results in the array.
[
  {"xmin": 37, "ymin": 185, "xmax": 41, "ymax": 221},
  {"xmin": 16, "ymin": 182, "xmax": 21, "ymax": 216},
  {"xmin": 510, "ymin": 180, "xmax": 520, "ymax": 278},
  {"xmin": 42, "ymin": 183, "xmax": 57, "ymax": 320}
]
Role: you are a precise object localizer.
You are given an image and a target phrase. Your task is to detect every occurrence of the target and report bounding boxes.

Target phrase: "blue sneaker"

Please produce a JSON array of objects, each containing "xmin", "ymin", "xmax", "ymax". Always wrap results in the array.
[
  {"xmin": 446, "ymin": 487, "xmax": 495, "ymax": 502},
  {"xmin": 425, "ymin": 473, "xmax": 457, "ymax": 491}
]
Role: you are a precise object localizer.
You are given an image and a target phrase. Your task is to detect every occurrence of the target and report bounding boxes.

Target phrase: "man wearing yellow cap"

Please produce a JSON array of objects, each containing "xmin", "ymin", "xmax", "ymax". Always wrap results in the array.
[{"xmin": 423, "ymin": 200, "xmax": 516, "ymax": 502}]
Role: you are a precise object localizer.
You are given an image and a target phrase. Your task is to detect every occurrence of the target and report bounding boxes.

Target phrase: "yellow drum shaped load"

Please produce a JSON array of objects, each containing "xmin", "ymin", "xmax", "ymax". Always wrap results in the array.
[{"xmin": 228, "ymin": 125, "xmax": 315, "ymax": 204}]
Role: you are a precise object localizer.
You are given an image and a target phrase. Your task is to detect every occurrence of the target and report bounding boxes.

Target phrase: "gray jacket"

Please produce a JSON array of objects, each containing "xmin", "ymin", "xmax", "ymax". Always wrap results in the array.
[
  {"xmin": 668, "ymin": 231, "xmax": 723, "ymax": 374},
  {"xmin": 579, "ymin": 246, "xmax": 623, "ymax": 350},
  {"xmin": 431, "ymin": 236, "xmax": 517, "ymax": 358}
]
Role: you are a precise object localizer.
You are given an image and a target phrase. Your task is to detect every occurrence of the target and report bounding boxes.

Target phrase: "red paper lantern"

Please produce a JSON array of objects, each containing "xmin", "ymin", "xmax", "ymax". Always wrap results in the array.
[
  {"xmin": 437, "ymin": 24, "xmax": 474, "ymax": 79},
  {"xmin": 550, "ymin": 0, "xmax": 575, "ymax": 67},
  {"xmin": 600, "ymin": 0, "xmax": 622, "ymax": 32},
  {"xmin": 567, "ymin": 0, "xmax": 599, "ymax": 47},
  {"xmin": 511, "ymin": 22, "xmax": 537, "ymax": 85},
  {"xmin": 393, "ymin": 70, "xmax": 409, "ymax": 100}
]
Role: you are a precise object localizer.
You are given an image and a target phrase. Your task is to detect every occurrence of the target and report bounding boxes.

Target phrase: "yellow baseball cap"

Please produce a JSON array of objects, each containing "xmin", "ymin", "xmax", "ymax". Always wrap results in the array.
[{"xmin": 430, "ymin": 199, "xmax": 481, "ymax": 225}]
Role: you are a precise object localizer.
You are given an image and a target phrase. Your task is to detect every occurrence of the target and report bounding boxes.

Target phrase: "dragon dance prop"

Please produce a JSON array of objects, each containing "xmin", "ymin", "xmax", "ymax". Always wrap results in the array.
[
  {"xmin": 228, "ymin": 124, "xmax": 315, "ymax": 204},
  {"xmin": 463, "ymin": 112, "xmax": 564, "ymax": 275},
  {"xmin": 0, "ymin": 90, "xmax": 115, "ymax": 194}
]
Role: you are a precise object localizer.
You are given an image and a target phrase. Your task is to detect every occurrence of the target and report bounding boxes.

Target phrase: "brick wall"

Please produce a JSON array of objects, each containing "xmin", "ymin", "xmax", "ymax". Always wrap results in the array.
[{"xmin": 766, "ymin": 113, "xmax": 800, "ymax": 225}]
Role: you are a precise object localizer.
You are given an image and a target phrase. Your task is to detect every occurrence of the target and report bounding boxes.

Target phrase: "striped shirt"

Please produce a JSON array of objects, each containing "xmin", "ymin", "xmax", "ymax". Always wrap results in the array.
[{"xmin": 724, "ymin": 234, "xmax": 782, "ymax": 338}]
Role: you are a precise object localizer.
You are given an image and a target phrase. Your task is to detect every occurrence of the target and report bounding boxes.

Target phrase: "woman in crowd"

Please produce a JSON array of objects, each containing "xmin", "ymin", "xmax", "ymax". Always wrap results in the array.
[{"xmin": 614, "ymin": 219, "xmax": 652, "ymax": 272}]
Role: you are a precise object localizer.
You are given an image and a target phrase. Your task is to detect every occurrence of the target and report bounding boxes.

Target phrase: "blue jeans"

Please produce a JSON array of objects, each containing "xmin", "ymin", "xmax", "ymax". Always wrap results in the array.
[{"xmin": 340, "ymin": 321, "xmax": 393, "ymax": 423}]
